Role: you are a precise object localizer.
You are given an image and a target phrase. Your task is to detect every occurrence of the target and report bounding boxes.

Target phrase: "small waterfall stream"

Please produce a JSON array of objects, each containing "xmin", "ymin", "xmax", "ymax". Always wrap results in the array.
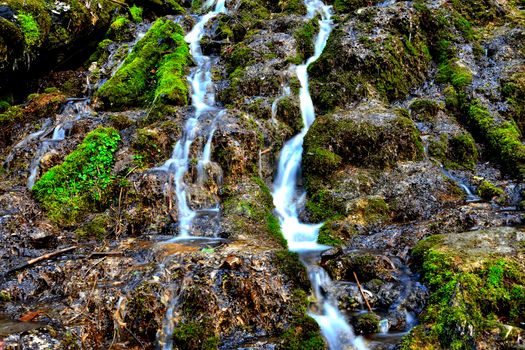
[
  {"xmin": 156, "ymin": 0, "xmax": 226, "ymax": 239},
  {"xmin": 270, "ymin": 1, "xmax": 367, "ymax": 349},
  {"xmin": 26, "ymin": 99, "xmax": 92, "ymax": 189}
]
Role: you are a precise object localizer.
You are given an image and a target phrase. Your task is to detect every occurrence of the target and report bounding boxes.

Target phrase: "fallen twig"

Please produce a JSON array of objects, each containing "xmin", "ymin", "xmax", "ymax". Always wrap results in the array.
[
  {"xmin": 1, "ymin": 246, "xmax": 77, "ymax": 280},
  {"xmin": 353, "ymin": 271, "xmax": 372, "ymax": 312}
]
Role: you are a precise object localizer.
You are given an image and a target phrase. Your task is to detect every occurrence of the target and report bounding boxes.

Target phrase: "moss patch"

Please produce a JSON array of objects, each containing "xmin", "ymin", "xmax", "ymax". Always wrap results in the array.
[
  {"xmin": 32, "ymin": 127, "xmax": 121, "ymax": 226},
  {"xmin": 405, "ymin": 230, "xmax": 525, "ymax": 349},
  {"xmin": 95, "ymin": 19, "xmax": 190, "ymax": 110}
]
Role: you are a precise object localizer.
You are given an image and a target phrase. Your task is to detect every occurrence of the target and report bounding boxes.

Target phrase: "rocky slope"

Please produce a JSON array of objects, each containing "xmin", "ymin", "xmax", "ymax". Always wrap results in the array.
[{"xmin": 0, "ymin": 0, "xmax": 524, "ymax": 348}]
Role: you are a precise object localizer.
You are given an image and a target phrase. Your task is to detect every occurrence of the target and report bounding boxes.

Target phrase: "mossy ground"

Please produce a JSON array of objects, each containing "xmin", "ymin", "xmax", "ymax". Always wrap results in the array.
[{"xmin": 32, "ymin": 127, "xmax": 121, "ymax": 226}]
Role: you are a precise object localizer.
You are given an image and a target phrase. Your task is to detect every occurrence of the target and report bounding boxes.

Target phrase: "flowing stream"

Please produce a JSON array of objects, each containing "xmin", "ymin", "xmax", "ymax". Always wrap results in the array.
[
  {"xmin": 271, "ymin": 1, "xmax": 367, "ymax": 349},
  {"xmin": 156, "ymin": 1, "xmax": 226, "ymax": 239}
]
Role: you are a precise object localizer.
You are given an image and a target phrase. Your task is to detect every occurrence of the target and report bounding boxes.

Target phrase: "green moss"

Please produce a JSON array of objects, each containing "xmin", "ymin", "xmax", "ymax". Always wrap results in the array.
[
  {"xmin": 225, "ymin": 43, "xmax": 255, "ymax": 75},
  {"xmin": 333, "ymin": 0, "xmax": 380, "ymax": 13},
  {"xmin": 154, "ymin": 35, "xmax": 191, "ymax": 104},
  {"xmin": 279, "ymin": 289, "xmax": 327, "ymax": 349},
  {"xmin": 18, "ymin": 12, "xmax": 40, "ymax": 47},
  {"xmin": 132, "ymin": 128, "xmax": 169, "ymax": 167},
  {"xmin": 274, "ymin": 251, "xmax": 310, "ymax": 289},
  {"xmin": 447, "ymin": 132, "xmax": 478, "ymax": 169},
  {"xmin": 465, "ymin": 100, "xmax": 525, "ymax": 177},
  {"xmin": 501, "ymin": 72, "xmax": 525, "ymax": 133},
  {"xmin": 171, "ymin": 320, "xmax": 219, "ymax": 350},
  {"xmin": 0, "ymin": 100, "xmax": 10, "ymax": 112},
  {"xmin": 305, "ymin": 189, "xmax": 338, "ymax": 222},
  {"xmin": 407, "ymin": 236, "xmax": 525, "ymax": 349},
  {"xmin": 437, "ymin": 60, "xmax": 473, "ymax": 90},
  {"xmin": 129, "ymin": 5, "xmax": 143, "ymax": 23},
  {"xmin": 310, "ymin": 27, "xmax": 431, "ymax": 111},
  {"xmin": 0, "ymin": 290, "xmax": 11, "ymax": 302},
  {"xmin": 317, "ymin": 222, "xmax": 343, "ymax": 246},
  {"xmin": 96, "ymin": 19, "xmax": 190, "ymax": 110},
  {"xmin": 476, "ymin": 179, "xmax": 505, "ymax": 201},
  {"xmin": 428, "ymin": 134, "xmax": 448, "ymax": 162},
  {"xmin": 294, "ymin": 18, "xmax": 319, "ymax": 62},
  {"xmin": 354, "ymin": 313, "xmax": 380, "ymax": 335},
  {"xmin": 276, "ymin": 96, "xmax": 303, "ymax": 132},
  {"xmin": 267, "ymin": 212, "xmax": 287, "ymax": 248},
  {"xmin": 109, "ymin": 114, "xmax": 134, "ymax": 130},
  {"xmin": 304, "ymin": 147, "xmax": 342, "ymax": 176},
  {"xmin": 409, "ymin": 99, "xmax": 442, "ymax": 122},
  {"xmin": 75, "ymin": 214, "xmax": 110, "ymax": 240},
  {"xmin": 450, "ymin": 0, "xmax": 499, "ymax": 24},
  {"xmin": 107, "ymin": 16, "xmax": 132, "ymax": 41},
  {"xmin": 32, "ymin": 127, "xmax": 121, "ymax": 226},
  {"xmin": 304, "ymin": 115, "xmax": 423, "ymax": 173}
]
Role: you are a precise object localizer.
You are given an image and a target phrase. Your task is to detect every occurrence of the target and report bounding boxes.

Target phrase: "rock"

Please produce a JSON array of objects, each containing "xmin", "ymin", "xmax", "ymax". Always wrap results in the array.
[{"xmin": 407, "ymin": 227, "xmax": 525, "ymax": 349}]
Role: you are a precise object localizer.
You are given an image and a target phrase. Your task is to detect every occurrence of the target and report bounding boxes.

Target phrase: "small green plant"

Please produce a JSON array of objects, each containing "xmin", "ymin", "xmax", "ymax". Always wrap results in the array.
[
  {"xmin": 18, "ymin": 12, "xmax": 40, "ymax": 46},
  {"xmin": 129, "ymin": 5, "xmax": 143, "ymax": 23}
]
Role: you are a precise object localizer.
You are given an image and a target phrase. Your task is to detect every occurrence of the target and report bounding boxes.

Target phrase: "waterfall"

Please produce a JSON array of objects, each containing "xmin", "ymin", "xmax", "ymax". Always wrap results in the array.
[
  {"xmin": 156, "ymin": 0, "xmax": 226, "ymax": 239},
  {"xmin": 271, "ymin": 1, "xmax": 367, "ymax": 348}
]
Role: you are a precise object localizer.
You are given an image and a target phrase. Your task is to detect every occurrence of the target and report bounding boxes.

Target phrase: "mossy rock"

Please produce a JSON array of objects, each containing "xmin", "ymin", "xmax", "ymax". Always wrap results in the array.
[
  {"xmin": 464, "ymin": 100, "xmax": 525, "ymax": 177},
  {"xmin": 275, "ymin": 96, "xmax": 303, "ymax": 133},
  {"xmin": 279, "ymin": 289, "xmax": 327, "ymax": 349},
  {"xmin": 75, "ymin": 214, "xmax": 110, "ymax": 240},
  {"xmin": 353, "ymin": 312, "xmax": 380, "ymax": 335},
  {"xmin": 95, "ymin": 19, "xmax": 190, "ymax": 110},
  {"xmin": 0, "ymin": 92, "xmax": 66, "ymax": 148},
  {"xmin": 222, "ymin": 176, "xmax": 286, "ymax": 247},
  {"xmin": 476, "ymin": 179, "xmax": 505, "ymax": 202},
  {"xmin": 303, "ymin": 108, "xmax": 423, "ymax": 174},
  {"xmin": 106, "ymin": 16, "xmax": 133, "ymax": 42},
  {"xmin": 429, "ymin": 132, "xmax": 478, "ymax": 170},
  {"xmin": 409, "ymin": 99, "xmax": 442, "ymax": 122},
  {"xmin": 406, "ymin": 228, "xmax": 525, "ymax": 349},
  {"xmin": 309, "ymin": 10, "xmax": 431, "ymax": 111},
  {"xmin": 501, "ymin": 71, "xmax": 525, "ymax": 134},
  {"xmin": 0, "ymin": 0, "xmax": 119, "ymax": 85},
  {"xmin": 32, "ymin": 127, "xmax": 121, "ymax": 227}
]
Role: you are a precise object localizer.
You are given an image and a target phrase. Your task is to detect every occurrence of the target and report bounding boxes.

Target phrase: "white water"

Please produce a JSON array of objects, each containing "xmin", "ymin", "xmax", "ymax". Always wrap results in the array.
[
  {"xmin": 197, "ymin": 110, "xmax": 225, "ymax": 181},
  {"xmin": 27, "ymin": 100, "xmax": 91, "ymax": 189},
  {"xmin": 441, "ymin": 166, "xmax": 480, "ymax": 202},
  {"xmin": 271, "ymin": 1, "xmax": 367, "ymax": 349},
  {"xmin": 156, "ymin": 0, "xmax": 226, "ymax": 238}
]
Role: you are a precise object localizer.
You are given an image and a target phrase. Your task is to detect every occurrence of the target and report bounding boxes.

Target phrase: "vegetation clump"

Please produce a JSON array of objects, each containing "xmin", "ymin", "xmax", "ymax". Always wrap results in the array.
[
  {"xmin": 129, "ymin": 5, "xmax": 144, "ymax": 23},
  {"xmin": 404, "ymin": 231, "xmax": 525, "ymax": 349},
  {"xmin": 465, "ymin": 100, "xmax": 525, "ymax": 177},
  {"xmin": 476, "ymin": 179, "xmax": 505, "ymax": 201},
  {"xmin": 95, "ymin": 19, "xmax": 190, "ymax": 110},
  {"xmin": 409, "ymin": 99, "xmax": 442, "ymax": 122},
  {"xmin": 18, "ymin": 12, "xmax": 41, "ymax": 47},
  {"xmin": 279, "ymin": 289, "xmax": 327, "ymax": 349},
  {"xmin": 501, "ymin": 71, "xmax": 525, "ymax": 133},
  {"xmin": 32, "ymin": 127, "xmax": 121, "ymax": 226}
]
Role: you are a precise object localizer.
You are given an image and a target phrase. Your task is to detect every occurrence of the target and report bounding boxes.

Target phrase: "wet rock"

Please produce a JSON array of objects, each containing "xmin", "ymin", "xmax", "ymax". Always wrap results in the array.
[{"xmin": 407, "ymin": 227, "xmax": 525, "ymax": 349}]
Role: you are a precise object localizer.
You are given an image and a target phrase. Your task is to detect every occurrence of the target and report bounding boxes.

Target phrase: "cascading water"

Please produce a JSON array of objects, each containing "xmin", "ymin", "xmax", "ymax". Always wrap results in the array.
[
  {"xmin": 156, "ymin": 0, "xmax": 226, "ymax": 239},
  {"xmin": 271, "ymin": 1, "xmax": 367, "ymax": 349},
  {"xmin": 26, "ymin": 99, "xmax": 92, "ymax": 189}
]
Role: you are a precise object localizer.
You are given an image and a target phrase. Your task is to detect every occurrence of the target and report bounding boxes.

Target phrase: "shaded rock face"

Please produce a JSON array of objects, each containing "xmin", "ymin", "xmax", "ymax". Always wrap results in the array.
[
  {"xmin": 0, "ymin": 0, "xmax": 524, "ymax": 348},
  {"xmin": 0, "ymin": 0, "xmax": 119, "ymax": 94}
]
